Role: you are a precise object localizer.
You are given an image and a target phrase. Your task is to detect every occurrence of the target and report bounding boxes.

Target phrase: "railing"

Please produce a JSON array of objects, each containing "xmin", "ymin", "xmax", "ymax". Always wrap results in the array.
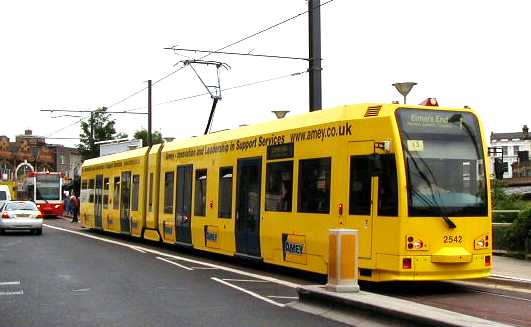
[{"xmin": 492, "ymin": 210, "xmax": 530, "ymax": 258}]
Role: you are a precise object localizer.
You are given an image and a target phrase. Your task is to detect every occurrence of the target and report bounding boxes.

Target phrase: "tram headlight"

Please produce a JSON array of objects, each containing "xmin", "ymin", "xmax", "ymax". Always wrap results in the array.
[
  {"xmin": 406, "ymin": 235, "xmax": 428, "ymax": 251},
  {"xmin": 474, "ymin": 234, "xmax": 490, "ymax": 250},
  {"xmin": 413, "ymin": 240, "xmax": 424, "ymax": 249}
]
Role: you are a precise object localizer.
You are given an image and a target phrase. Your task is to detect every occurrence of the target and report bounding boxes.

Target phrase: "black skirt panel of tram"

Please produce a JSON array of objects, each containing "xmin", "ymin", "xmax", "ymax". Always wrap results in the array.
[
  {"xmin": 120, "ymin": 171, "xmax": 132, "ymax": 234},
  {"xmin": 235, "ymin": 157, "xmax": 262, "ymax": 258},
  {"xmin": 175, "ymin": 165, "xmax": 193, "ymax": 245},
  {"xmin": 94, "ymin": 175, "xmax": 103, "ymax": 229}
]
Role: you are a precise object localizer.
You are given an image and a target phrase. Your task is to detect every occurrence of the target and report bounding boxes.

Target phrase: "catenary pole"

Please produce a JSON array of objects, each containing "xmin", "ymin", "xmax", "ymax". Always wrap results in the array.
[
  {"xmin": 147, "ymin": 79, "xmax": 152, "ymax": 147},
  {"xmin": 309, "ymin": 0, "xmax": 322, "ymax": 111}
]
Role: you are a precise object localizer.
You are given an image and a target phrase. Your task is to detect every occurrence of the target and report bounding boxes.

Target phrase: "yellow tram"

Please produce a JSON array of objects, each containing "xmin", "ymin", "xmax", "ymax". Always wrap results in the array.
[{"xmin": 81, "ymin": 103, "xmax": 492, "ymax": 281}]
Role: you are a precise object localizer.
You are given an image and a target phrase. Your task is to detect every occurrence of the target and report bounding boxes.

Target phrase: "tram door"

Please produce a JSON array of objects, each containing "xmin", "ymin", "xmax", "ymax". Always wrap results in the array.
[
  {"xmin": 175, "ymin": 165, "xmax": 193, "ymax": 244},
  {"xmin": 120, "ymin": 171, "xmax": 132, "ymax": 234},
  {"xmin": 94, "ymin": 175, "xmax": 103, "ymax": 228},
  {"xmin": 346, "ymin": 142, "xmax": 374, "ymax": 259},
  {"xmin": 235, "ymin": 157, "xmax": 262, "ymax": 258}
]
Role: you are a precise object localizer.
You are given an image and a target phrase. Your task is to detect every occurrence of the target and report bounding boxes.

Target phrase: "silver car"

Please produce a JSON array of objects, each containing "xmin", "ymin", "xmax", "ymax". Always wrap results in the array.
[{"xmin": 0, "ymin": 201, "xmax": 43, "ymax": 235}]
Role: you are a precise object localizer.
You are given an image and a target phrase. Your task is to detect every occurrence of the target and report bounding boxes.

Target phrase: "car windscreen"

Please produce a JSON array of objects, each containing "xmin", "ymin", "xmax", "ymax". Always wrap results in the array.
[
  {"xmin": 36, "ymin": 175, "xmax": 61, "ymax": 201},
  {"xmin": 5, "ymin": 202, "xmax": 38, "ymax": 211}
]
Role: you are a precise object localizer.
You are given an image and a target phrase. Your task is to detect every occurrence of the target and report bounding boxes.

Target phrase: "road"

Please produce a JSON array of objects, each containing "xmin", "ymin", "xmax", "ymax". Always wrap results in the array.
[
  {"xmin": 3, "ymin": 218, "xmax": 531, "ymax": 327},
  {"xmin": 0, "ymin": 219, "xmax": 344, "ymax": 327}
]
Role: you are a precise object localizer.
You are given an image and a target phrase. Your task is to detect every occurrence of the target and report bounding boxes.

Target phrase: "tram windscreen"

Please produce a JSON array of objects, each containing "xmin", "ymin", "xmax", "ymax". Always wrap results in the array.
[
  {"xmin": 396, "ymin": 109, "xmax": 487, "ymax": 217},
  {"xmin": 36, "ymin": 175, "xmax": 61, "ymax": 201}
]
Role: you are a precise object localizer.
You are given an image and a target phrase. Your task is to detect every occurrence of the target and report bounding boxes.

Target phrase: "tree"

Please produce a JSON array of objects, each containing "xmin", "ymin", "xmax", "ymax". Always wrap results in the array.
[
  {"xmin": 77, "ymin": 107, "xmax": 128, "ymax": 159},
  {"xmin": 134, "ymin": 128, "xmax": 163, "ymax": 146}
]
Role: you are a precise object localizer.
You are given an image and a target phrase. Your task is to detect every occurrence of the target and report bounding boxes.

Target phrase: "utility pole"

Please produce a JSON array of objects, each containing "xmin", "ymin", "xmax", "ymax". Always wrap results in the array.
[
  {"xmin": 308, "ymin": 0, "xmax": 322, "ymax": 112},
  {"xmin": 147, "ymin": 79, "xmax": 152, "ymax": 147},
  {"xmin": 89, "ymin": 111, "xmax": 94, "ymax": 153}
]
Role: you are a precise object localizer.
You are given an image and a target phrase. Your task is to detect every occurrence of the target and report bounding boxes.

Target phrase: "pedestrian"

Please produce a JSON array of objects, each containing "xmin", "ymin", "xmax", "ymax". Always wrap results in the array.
[
  {"xmin": 68, "ymin": 194, "xmax": 74, "ymax": 217},
  {"xmin": 71, "ymin": 192, "xmax": 79, "ymax": 223},
  {"xmin": 63, "ymin": 191, "xmax": 69, "ymax": 217}
]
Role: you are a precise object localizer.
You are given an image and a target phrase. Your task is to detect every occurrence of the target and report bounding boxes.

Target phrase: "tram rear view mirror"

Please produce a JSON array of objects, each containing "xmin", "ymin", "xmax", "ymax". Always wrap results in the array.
[{"xmin": 369, "ymin": 154, "xmax": 383, "ymax": 176}]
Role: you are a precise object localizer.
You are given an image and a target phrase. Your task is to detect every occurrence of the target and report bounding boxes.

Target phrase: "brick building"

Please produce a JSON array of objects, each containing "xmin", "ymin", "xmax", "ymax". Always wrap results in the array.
[{"xmin": 0, "ymin": 130, "xmax": 82, "ymax": 183}]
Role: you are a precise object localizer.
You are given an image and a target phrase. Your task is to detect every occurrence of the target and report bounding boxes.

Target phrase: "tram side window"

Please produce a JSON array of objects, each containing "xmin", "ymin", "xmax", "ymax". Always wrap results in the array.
[
  {"xmin": 176, "ymin": 165, "xmax": 193, "ymax": 220},
  {"xmin": 88, "ymin": 179, "xmax": 95, "ymax": 203},
  {"xmin": 103, "ymin": 177, "xmax": 109, "ymax": 209},
  {"xmin": 298, "ymin": 158, "xmax": 331, "ymax": 214},
  {"xmin": 164, "ymin": 171, "xmax": 174, "ymax": 214},
  {"xmin": 349, "ymin": 156, "xmax": 371, "ymax": 215},
  {"xmin": 218, "ymin": 167, "xmax": 232, "ymax": 218},
  {"xmin": 81, "ymin": 180, "xmax": 88, "ymax": 203},
  {"xmin": 148, "ymin": 172, "xmax": 154, "ymax": 212},
  {"xmin": 131, "ymin": 175, "xmax": 140, "ymax": 211},
  {"xmin": 113, "ymin": 177, "xmax": 120, "ymax": 209},
  {"xmin": 194, "ymin": 169, "xmax": 207, "ymax": 216},
  {"xmin": 266, "ymin": 161, "xmax": 293, "ymax": 212},
  {"xmin": 378, "ymin": 155, "xmax": 398, "ymax": 216}
]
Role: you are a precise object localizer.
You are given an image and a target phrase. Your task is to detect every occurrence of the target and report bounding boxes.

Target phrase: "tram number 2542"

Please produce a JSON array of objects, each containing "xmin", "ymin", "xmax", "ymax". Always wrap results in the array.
[{"xmin": 443, "ymin": 235, "xmax": 463, "ymax": 244}]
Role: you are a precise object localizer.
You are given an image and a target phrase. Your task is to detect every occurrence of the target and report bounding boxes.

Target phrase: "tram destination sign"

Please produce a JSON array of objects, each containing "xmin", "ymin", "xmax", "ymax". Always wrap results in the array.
[
  {"xmin": 267, "ymin": 143, "xmax": 294, "ymax": 160},
  {"xmin": 398, "ymin": 109, "xmax": 478, "ymax": 135}
]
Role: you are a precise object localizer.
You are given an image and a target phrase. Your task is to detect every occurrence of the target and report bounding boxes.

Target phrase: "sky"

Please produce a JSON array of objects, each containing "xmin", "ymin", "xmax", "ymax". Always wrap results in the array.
[{"xmin": 1, "ymin": 0, "xmax": 530, "ymax": 148}]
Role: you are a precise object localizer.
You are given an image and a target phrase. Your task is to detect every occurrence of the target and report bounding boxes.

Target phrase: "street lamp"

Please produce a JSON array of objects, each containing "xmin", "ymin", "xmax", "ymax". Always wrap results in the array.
[
  {"xmin": 272, "ymin": 110, "xmax": 290, "ymax": 119},
  {"xmin": 392, "ymin": 82, "xmax": 417, "ymax": 104}
]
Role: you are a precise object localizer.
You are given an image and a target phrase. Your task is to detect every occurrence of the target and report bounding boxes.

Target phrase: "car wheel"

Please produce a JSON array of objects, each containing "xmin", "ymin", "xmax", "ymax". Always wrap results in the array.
[
  {"xmin": 34, "ymin": 228, "xmax": 42, "ymax": 235},
  {"xmin": 0, "ymin": 229, "xmax": 4, "ymax": 235}
]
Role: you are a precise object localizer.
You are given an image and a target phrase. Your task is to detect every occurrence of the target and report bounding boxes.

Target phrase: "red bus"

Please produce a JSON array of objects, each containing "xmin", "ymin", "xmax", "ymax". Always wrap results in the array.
[{"xmin": 25, "ymin": 172, "xmax": 64, "ymax": 217}]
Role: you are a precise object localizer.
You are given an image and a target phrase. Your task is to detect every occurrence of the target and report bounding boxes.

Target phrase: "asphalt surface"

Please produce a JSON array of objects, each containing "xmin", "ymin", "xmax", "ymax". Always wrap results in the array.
[
  {"xmin": 5, "ymin": 218, "xmax": 531, "ymax": 327},
  {"xmin": 0, "ymin": 223, "xmax": 346, "ymax": 327}
]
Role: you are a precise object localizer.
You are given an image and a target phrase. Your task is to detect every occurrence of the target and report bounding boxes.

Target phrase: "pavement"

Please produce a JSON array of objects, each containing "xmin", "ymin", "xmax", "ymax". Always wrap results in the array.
[
  {"xmin": 491, "ymin": 255, "xmax": 531, "ymax": 283},
  {"xmin": 296, "ymin": 255, "xmax": 531, "ymax": 326},
  {"xmin": 293, "ymin": 285, "xmax": 510, "ymax": 327}
]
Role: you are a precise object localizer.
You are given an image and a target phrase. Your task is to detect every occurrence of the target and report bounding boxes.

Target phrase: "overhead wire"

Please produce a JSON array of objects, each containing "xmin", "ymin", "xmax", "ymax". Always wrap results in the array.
[
  {"xmin": 122, "ymin": 0, "xmax": 336, "ymax": 113},
  {"xmin": 46, "ymin": 0, "xmax": 336, "ymax": 137},
  {"xmin": 107, "ymin": 70, "xmax": 307, "ymax": 114},
  {"xmin": 152, "ymin": 70, "xmax": 307, "ymax": 107},
  {"xmin": 197, "ymin": 0, "xmax": 336, "ymax": 56}
]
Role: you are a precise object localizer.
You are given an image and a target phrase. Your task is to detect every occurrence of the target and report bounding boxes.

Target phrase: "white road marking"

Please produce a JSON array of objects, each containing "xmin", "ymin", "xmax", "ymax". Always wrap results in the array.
[
  {"xmin": 72, "ymin": 288, "xmax": 91, "ymax": 292},
  {"xmin": 211, "ymin": 277, "xmax": 286, "ymax": 308},
  {"xmin": 156, "ymin": 257, "xmax": 194, "ymax": 271},
  {"xmin": 0, "ymin": 281, "xmax": 21, "ymax": 286},
  {"xmin": 43, "ymin": 224, "xmax": 148, "ymax": 253},
  {"xmin": 266, "ymin": 295, "xmax": 299, "ymax": 299},
  {"xmin": 43, "ymin": 224, "xmax": 301, "ymax": 289},
  {"xmin": 131, "ymin": 246, "xmax": 147, "ymax": 254},
  {"xmin": 190, "ymin": 267, "xmax": 218, "ymax": 270},
  {"xmin": 491, "ymin": 274, "xmax": 531, "ymax": 284},
  {"xmin": 0, "ymin": 290, "xmax": 23, "ymax": 296},
  {"xmin": 222, "ymin": 279, "xmax": 270, "ymax": 283}
]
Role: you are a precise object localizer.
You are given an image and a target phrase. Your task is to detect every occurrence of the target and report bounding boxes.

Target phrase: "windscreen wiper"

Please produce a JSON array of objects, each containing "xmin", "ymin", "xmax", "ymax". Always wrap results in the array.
[
  {"xmin": 448, "ymin": 114, "xmax": 481, "ymax": 159},
  {"xmin": 409, "ymin": 184, "xmax": 457, "ymax": 229},
  {"xmin": 442, "ymin": 215, "xmax": 456, "ymax": 229}
]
